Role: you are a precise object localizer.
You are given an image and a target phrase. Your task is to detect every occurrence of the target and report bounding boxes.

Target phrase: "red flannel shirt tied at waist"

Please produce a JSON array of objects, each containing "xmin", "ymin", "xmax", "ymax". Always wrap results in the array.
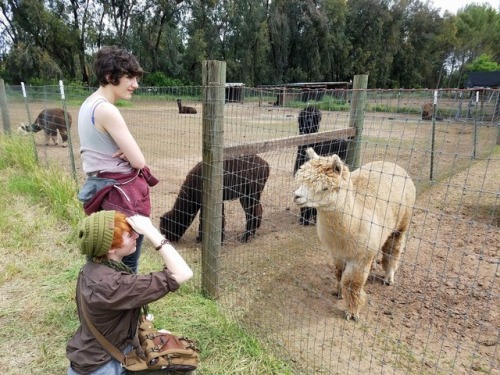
[{"xmin": 78, "ymin": 166, "xmax": 159, "ymax": 217}]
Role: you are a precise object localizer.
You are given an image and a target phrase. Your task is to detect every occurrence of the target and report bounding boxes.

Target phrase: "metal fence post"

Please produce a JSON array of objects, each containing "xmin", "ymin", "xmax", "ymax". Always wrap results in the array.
[
  {"xmin": 59, "ymin": 80, "xmax": 78, "ymax": 182},
  {"xmin": 20, "ymin": 82, "xmax": 38, "ymax": 162}
]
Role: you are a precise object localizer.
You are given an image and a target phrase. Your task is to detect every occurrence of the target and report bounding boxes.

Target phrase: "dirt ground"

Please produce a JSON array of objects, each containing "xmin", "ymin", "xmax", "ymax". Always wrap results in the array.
[{"xmin": 5, "ymin": 99, "xmax": 498, "ymax": 375}]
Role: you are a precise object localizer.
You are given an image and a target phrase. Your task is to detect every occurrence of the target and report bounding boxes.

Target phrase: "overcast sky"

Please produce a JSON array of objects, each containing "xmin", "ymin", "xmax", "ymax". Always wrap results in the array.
[{"xmin": 431, "ymin": 0, "xmax": 498, "ymax": 14}]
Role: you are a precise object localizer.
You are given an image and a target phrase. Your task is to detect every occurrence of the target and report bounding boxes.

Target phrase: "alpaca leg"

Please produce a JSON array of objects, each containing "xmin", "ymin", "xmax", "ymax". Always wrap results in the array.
[
  {"xmin": 221, "ymin": 205, "xmax": 226, "ymax": 244},
  {"xmin": 341, "ymin": 261, "xmax": 371, "ymax": 321},
  {"xmin": 240, "ymin": 197, "xmax": 261, "ymax": 242},
  {"xmin": 333, "ymin": 258, "xmax": 345, "ymax": 299},
  {"xmin": 44, "ymin": 132, "xmax": 50, "ymax": 145},
  {"xmin": 196, "ymin": 205, "xmax": 225, "ymax": 244},
  {"xmin": 381, "ymin": 231, "xmax": 406, "ymax": 285},
  {"xmin": 60, "ymin": 129, "xmax": 68, "ymax": 147},
  {"xmin": 196, "ymin": 208, "xmax": 203, "ymax": 243},
  {"xmin": 367, "ymin": 256, "xmax": 379, "ymax": 283}
]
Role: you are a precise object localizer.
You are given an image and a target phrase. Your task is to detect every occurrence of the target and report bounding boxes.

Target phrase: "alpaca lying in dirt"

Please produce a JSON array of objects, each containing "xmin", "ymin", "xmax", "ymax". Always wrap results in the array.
[
  {"xmin": 176, "ymin": 99, "xmax": 197, "ymax": 114},
  {"xmin": 160, "ymin": 155, "xmax": 270, "ymax": 243},
  {"xmin": 18, "ymin": 108, "xmax": 72, "ymax": 147},
  {"xmin": 294, "ymin": 148, "xmax": 416, "ymax": 321}
]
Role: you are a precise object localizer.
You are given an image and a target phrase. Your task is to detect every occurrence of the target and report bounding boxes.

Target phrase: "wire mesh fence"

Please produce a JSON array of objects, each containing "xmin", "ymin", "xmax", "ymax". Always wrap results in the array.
[{"xmin": 1, "ymin": 82, "xmax": 498, "ymax": 375}]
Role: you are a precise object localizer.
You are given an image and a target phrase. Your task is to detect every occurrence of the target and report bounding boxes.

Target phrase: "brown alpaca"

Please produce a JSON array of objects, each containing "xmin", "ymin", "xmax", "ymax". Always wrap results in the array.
[
  {"xmin": 421, "ymin": 102, "xmax": 433, "ymax": 120},
  {"xmin": 294, "ymin": 148, "xmax": 416, "ymax": 321},
  {"xmin": 421, "ymin": 102, "xmax": 443, "ymax": 121},
  {"xmin": 18, "ymin": 108, "xmax": 72, "ymax": 147},
  {"xmin": 160, "ymin": 155, "xmax": 270, "ymax": 244},
  {"xmin": 177, "ymin": 99, "xmax": 197, "ymax": 114}
]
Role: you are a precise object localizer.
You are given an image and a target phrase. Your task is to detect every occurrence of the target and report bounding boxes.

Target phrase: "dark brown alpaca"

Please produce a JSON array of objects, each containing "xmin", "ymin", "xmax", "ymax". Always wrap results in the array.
[
  {"xmin": 18, "ymin": 108, "xmax": 72, "ymax": 147},
  {"xmin": 160, "ymin": 155, "xmax": 270, "ymax": 244},
  {"xmin": 294, "ymin": 105, "xmax": 348, "ymax": 226},
  {"xmin": 177, "ymin": 99, "xmax": 197, "ymax": 114}
]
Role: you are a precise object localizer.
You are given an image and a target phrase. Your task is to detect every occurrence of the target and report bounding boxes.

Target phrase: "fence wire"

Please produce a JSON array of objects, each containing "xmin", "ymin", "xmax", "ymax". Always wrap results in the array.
[{"xmin": 1, "ymin": 85, "xmax": 498, "ymax": 375}]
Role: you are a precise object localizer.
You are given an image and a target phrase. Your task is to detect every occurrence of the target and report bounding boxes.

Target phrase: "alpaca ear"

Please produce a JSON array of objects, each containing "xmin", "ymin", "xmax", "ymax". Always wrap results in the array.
[
  {"xmin": 331, "ymin": 155, "xmax": 344, "ymax": 175},
  {"xmin": 306, "ymin": 147, "xmax": 319, "ymax": 159},
  {"xmin": 17, "ymin": 124, "xmax": 28, "ymax": 134}
]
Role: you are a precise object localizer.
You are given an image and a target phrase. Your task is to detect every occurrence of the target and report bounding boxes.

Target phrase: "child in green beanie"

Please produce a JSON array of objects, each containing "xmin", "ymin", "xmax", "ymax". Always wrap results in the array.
[{"xmin": 67, "ymin": 210, "xmax": 193, "ymax": 375}]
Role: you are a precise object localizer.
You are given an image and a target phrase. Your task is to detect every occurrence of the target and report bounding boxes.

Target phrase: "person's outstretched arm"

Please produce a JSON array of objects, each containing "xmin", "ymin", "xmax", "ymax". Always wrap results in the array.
[{"xmin": 127, "ymin": 215, "xmax": 193, "ymax": 284}]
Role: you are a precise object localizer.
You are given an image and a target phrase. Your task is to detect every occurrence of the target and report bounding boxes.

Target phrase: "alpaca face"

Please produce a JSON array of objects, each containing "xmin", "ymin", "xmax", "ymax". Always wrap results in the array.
[
  {"xmin": 18, "ymin": 123, "xmax": 42, "ymax": 134},
  {"xmin": 294, "ymin": 151, "xmax": 349, "ymax": 209}
]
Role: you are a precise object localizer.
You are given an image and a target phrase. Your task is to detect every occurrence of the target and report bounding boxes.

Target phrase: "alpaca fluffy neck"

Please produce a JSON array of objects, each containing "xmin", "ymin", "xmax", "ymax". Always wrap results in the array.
[
  {"xmin": 171, "ymin": 174, "xmax": 202, "ymax": 215},
  {"xmin": 317, "ymin": 180, "xmax": 361, "ymax": 236}
]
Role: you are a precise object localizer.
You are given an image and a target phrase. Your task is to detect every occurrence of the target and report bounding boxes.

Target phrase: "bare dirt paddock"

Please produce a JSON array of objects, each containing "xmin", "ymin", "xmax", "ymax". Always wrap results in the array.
[{"xmin": 6, "ymin": 99, "xmax": 499, "ymax": 375}]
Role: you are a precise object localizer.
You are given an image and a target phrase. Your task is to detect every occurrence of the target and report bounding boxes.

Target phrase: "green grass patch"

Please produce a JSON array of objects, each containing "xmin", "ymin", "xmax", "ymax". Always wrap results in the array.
[{"xmin": 0, "ymin": 134, "xmax": 296, "ymax": 375}]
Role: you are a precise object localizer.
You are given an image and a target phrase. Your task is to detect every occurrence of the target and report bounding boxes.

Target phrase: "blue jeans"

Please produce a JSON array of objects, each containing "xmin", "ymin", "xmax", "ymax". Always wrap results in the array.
[
  {"xmin": 67, "ymin": 356, "xmax": 127, "ymax": 375},
  {"xmin": 122, "ymin": 234, "xmax": 144, "ymax": 273}
]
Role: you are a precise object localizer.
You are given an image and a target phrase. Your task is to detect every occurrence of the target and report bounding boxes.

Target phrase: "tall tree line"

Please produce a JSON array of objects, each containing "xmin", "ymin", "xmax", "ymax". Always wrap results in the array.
[{"xmin": 0, "ymin": 0, "xmax": 498, "ymax": 88}]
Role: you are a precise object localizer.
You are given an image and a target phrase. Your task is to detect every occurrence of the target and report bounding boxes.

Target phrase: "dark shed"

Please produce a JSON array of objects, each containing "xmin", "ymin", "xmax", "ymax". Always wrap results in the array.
[{"xmin": 466, "ymin": 71, "xmax": 500, "ymax": 88}]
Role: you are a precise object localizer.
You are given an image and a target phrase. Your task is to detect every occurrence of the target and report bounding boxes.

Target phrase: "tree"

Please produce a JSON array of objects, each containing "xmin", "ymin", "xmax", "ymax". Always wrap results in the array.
[
  {"xmin": 467, "ymin": 54, "xmax": 500, "ymax": 71},
  {"xmin": 2, "ymin": 0, "xmax": 78, "ymax": 84},
  {"xmin": 0, "ymin": 0, "xmax": 498, "ymax": 87},
  {"xmin": 390, "ymin": 0, "xmax": 452, "ymax": 88},
  {"xmin": 452, "ymin": 4, "xmax": 500, "ymax": 86},
  {"xmin": 344, "ymin": 0, "xmax": 395, "ymax": 88},
  {"xmin": 319, "ymin": 0, "xmax": 349, "ymax": 82}
]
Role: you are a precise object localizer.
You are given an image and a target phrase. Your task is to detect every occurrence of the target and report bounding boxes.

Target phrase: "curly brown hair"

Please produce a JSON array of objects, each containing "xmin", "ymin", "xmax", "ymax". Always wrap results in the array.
[{"xmin": 94, "ymin": 46, "xmax": 144, "ymax": 86}]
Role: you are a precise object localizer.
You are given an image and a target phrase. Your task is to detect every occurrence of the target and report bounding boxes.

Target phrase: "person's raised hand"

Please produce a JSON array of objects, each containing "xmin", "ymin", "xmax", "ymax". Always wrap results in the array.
[{"xmin": 126, "ymin": 215, "xmax": 155, "ymax": 236}]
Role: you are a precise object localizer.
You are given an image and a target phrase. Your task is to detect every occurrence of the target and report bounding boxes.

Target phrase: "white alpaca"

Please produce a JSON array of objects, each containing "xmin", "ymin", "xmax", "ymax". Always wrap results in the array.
[{"xmin": 294, "ymin": 148, "xmax": 416, "ymax": 321}]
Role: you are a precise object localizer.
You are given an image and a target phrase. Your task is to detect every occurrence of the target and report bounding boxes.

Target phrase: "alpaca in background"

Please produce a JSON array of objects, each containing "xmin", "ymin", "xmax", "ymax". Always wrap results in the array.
[
  {"xmin": 18, "ymin": 108, "xmax": 72, "ymax": 147},
  {"xmin": 160, "ymin": 155, "xmax": 270, "ymax": 243},
  {"xmin": 177, "ymin": 99, "xmax": 197, "ymax": 114},
  {"xmin": 294, "ymin": 148, "xmax": 416, "ymax": 321}
]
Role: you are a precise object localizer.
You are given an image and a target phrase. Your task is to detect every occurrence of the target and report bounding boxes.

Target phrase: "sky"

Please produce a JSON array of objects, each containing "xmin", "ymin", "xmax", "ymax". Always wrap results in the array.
[{"xmin": 431, "ymin": 0, "xmax": 498, "ymax": 14}]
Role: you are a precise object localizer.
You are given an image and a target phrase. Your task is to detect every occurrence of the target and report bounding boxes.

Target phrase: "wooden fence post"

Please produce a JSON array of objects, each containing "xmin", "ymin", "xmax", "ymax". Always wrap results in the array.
[
  {"xmin": 201, "ymin": 60, "xmax": 226, "ymax": 299},
  {"xmin": 346, "ymin": 74, "xmax": 368, "ymax": 170},
  {"xmin": 0, "ymin": 79, "xmax": 11, "ymax": 133}
]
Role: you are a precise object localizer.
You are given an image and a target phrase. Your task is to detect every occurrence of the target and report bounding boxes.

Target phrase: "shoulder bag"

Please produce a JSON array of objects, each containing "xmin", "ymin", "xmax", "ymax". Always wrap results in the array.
[{"xmin": 79, "ymin": 294, "xmax": 200, "ymax": 373}]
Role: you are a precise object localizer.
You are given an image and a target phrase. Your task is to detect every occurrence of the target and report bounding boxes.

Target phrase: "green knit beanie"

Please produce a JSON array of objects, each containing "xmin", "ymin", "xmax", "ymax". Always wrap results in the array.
[{"xmin": 79, "ymin": 211, "xmax": 116, "ymax": 257}]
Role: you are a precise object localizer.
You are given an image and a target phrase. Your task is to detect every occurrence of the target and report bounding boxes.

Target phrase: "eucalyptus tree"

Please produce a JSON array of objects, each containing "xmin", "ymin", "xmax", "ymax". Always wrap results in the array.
[
  {"xmin": 66, "ymin": 0, "xmax": 101, "ymax": 84},
  {"xmin": 181, "ymin": 0, "xmax": 219, "ymax": 83},
  {"xmin": 127, "ymin": 0, "xmax": 184, "ymax": 75},
  {"xmin": 318, "ymin": 0, "xmax": 349, "ymax": 82},
  {"xmin": 344, "ymin": 0, "xmax": 396, "ymax": 88},
  {"xmin": 390, "ymin": 0, "xmax": 453, "ymax": 88},
  {"xmin": 182, "ymin": 28, "xmax": 207, "ymax": 84},
  {"xmin": 0, "ymin": 0, "xmax": 18, "ymax": 56},
  {"xmin": 99, "ymin": 0, "xmax": 138, "ymax": 47},
  {"xmin": 1, "ymin": 0, "xmax": 78, "ymax": 83},
  {"xmin": 267, "ymin": 0, "xmax": 341, "ymax": 84},
  {"xmin": 267, "ymin": 0, "xmax": 291, "ymax": 83},
  {"xmin": 182, "ymin": 0, "xmax": 271, "ymax": 85},
  {"xmin": 216, "ymin": 0, "xmax": 269, "ymax": 85},
  {"xmin": 452, "ymin": 4, "xmax": 500, "ymax": 87},
  {"xmin": 283, "ymin": 0, "xmax": 330, "ymax": 82}
]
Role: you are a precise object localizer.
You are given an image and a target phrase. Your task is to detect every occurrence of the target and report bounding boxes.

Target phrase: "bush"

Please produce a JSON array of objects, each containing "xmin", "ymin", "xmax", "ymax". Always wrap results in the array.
[{"xmin": 143, "ymin": 71, "xmax": 184, "ymax": 87}]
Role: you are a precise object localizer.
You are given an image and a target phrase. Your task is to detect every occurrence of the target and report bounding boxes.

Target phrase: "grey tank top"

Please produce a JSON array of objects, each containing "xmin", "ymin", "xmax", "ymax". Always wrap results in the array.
[{"xmin": 78, "ymin": 96, "xmax": 134, "ymax": 175}]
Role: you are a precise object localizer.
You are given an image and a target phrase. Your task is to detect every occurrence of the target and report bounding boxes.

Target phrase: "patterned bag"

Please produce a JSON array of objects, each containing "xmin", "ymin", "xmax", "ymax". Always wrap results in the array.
[{"xmin": 129, "ymin": 317, "xmax": 200, "ymax": 372}]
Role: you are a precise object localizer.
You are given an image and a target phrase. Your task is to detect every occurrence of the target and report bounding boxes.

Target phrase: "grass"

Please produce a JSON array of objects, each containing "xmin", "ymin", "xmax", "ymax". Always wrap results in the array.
[{"xmin": 0, "ymin": 133, "xmax": 296, "ymax": 375}]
